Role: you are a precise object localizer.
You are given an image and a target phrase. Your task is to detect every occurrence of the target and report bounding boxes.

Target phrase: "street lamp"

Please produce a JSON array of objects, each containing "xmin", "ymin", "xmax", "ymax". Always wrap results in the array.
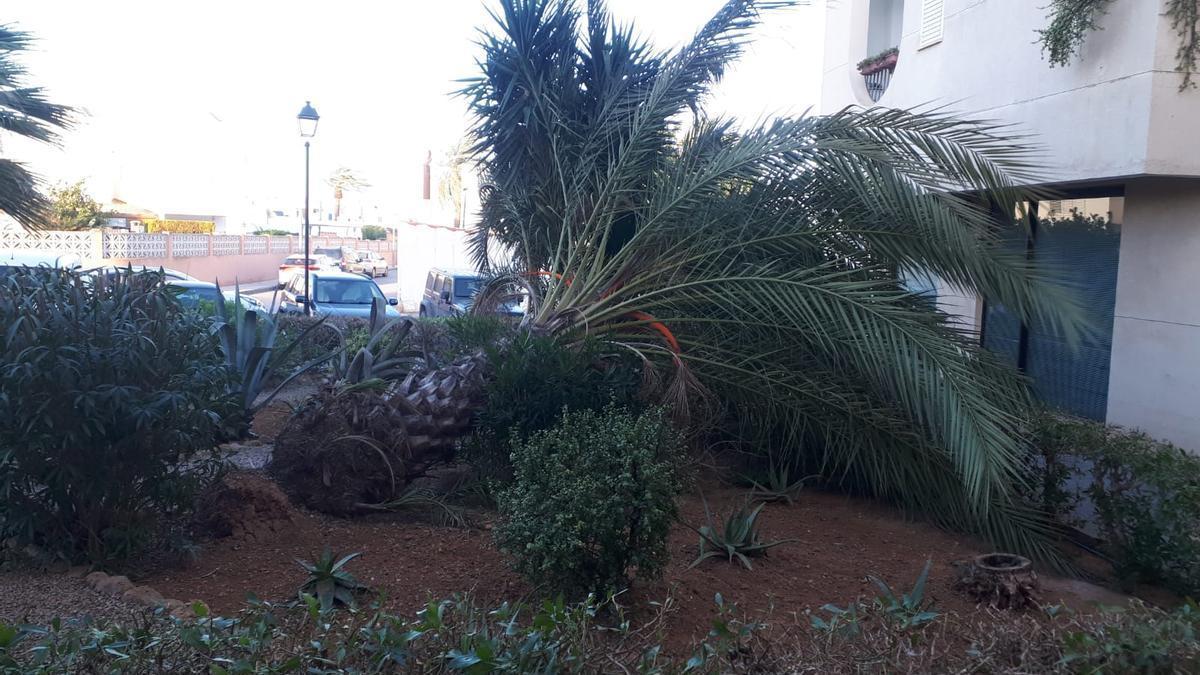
[{"xmin": 297, "ymin": 101, "xmax": 319, "ymax": 315}]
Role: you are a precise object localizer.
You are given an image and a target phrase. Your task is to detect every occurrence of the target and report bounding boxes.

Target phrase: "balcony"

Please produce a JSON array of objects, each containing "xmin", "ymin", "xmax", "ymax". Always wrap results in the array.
[{"xmin": 858, "ymin": 48, "xmax": 898, "ymax": 103}]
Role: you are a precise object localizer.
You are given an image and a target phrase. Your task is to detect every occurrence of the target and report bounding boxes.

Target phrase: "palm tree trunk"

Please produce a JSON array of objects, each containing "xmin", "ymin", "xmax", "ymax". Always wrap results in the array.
[{"xmin": 270, "ymin": 352, "xmax": 490, "ymax": 514}]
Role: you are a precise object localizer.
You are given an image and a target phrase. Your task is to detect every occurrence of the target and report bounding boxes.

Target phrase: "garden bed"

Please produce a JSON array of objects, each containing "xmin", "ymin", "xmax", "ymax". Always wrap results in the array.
[{"xmin": 137, "ymin": 472, "xmax": 1133, "ymax": 652}]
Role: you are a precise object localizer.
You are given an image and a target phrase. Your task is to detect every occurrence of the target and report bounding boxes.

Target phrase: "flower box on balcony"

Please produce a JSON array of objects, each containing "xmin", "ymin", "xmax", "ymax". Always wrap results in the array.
[{"xmin": 857, "ymin": 48, "xmax": 899, "ymax": 76}]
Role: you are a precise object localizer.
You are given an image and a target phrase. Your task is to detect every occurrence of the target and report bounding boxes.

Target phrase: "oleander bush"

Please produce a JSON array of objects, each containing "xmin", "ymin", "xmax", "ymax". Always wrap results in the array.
[
  {"xmin": 1032, "ymin": 414, "xmax": 1200, "ymax": 595},
  {"xmin": 496, "ymin": 405, "xmax": 682, "ymax": 598},
  {"xmin": 0, "ymin": 268, "xmax": 233, "ymax": 562}
]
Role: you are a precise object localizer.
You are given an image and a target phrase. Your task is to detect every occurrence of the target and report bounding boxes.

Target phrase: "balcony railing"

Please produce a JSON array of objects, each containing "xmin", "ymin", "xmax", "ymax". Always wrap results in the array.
[{"xmin": 863, "ymin": 67, "xmax": 894, "ymax": 103}]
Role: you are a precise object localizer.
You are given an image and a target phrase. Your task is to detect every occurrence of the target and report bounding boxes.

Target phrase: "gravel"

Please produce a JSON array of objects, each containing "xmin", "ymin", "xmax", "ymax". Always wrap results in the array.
[
  {"xmin": 224, "ymin": 442, "xmax": 273, "ymax": 470},
  {"xmin": 0, "ymin": 570, "xmax": 144, "ymax": 626}
]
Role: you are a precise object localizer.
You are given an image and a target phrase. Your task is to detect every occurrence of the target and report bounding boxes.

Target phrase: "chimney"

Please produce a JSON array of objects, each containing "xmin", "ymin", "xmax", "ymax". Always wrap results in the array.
[{"xmin": 422, "ymin": 150, "xmax": 432, "ymax": 200}]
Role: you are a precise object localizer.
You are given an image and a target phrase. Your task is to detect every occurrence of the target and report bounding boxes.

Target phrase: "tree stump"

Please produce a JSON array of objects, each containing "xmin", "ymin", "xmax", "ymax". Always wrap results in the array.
[{"xmin": 953, "ymin": 553, "xmax": 1039, "ymax": 610}]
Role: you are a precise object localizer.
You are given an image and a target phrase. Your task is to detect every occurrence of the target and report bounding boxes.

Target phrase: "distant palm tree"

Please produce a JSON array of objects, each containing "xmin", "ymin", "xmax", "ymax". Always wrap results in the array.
[
  {"xmin": 436, "ymin": 140, "xmax": 471, "ymax": 226},
  {"xmin": 326, "ymin": 167, "xmax": 370, "ymax": 221},
  {"xmin": 0, "ymin": 25, "xmax": 73, "ymax": 229}
]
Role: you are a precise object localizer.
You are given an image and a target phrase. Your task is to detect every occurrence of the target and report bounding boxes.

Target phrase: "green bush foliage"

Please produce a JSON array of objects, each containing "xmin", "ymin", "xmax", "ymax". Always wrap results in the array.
[
  {"xmin": 0, "ymin": 595, "xmax": 716, "ymax": 673},
  {"xmin": 496, "ymin": 405, "xmax": 682, "ymax": 598},
  {"xmin": 360, "ymin": 224, "xmax": 387, "ymax": 240},
  {"xmin": 1033, "ymin": 415, "xmax": 1200, "ymax": 594},
  {"xmin": 0, "ymin": 268, "xmax": 232, "ymax": 562},
  {"xmin": 2, "ymin": 591, "xmax": 1198, "ymax": 672},
  {"xmin": 463, "ymin": 332, "xmax": 642, "ymax": 481}
]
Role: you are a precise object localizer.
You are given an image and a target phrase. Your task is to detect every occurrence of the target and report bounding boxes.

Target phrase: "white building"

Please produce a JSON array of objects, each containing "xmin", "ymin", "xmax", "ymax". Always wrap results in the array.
[{"xmin": 822, "ymin": 0, "xmax": 1200, "ymax": 449}]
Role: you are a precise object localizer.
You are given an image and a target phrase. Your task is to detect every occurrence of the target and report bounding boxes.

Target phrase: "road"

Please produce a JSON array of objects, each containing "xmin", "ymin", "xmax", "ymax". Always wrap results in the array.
[{"xmin": 246, "ymin": 268, "xmax": 407, "ymax": 314}]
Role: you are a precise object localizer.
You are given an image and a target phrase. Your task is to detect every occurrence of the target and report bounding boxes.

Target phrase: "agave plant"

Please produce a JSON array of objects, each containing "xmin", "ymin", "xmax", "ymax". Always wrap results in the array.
[
  {"xmin": 279, "ymin": 0, "xmax": 1082, "ymax": 561},
  {"xmin": 689, "ymin": 500, "xmax": 794, "ymax": 570},
  {"xmin": 295, "ymin": 548, "xmax": 367, "ymax": 611},
  {"xmin": 332, "ymin": 297, "xmax": 423, "ymax": 386},
  {"xmin": 747, "ymin": 454, "xmax": 815, "ymax": 506},
  {"xmin": 0, "ymin": 25, "xmax": 74, "ymax": 229},
  {"xmin": 210, "ymin": 281, "xmax": 341, "ymax": 430}
]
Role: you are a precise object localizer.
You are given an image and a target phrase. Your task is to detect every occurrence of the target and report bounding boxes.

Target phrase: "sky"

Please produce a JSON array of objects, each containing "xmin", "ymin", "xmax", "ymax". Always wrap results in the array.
[{"xmin": 5, "ymin": 1, "xmax": 826, "ymax": 228}]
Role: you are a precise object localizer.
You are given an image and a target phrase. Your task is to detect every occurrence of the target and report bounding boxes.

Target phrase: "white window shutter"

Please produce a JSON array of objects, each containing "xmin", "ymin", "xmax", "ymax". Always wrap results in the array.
[{"xmin": 919, "ymin": 0, "xmax": 944, "ymax": 49}]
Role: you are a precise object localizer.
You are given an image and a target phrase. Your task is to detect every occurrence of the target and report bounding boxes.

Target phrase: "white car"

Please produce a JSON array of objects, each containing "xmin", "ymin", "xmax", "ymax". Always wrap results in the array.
[
  {"xmin": 0, "ymin": 249, "xmax": 82, "ymax": 273},
  {"xmin": 277, "ymin": 254, "xmax": 336, "ymax": 288},
  {"xmin": 90, "ymin": 264, "xmax": 196, "ymax": 281}
]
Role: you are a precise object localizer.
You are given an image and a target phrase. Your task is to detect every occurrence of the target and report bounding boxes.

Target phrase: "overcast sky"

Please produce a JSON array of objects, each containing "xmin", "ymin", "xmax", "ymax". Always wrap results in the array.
[{"xmin": 6, "ymin": 1, "xmax": 825, "ymax": 224}]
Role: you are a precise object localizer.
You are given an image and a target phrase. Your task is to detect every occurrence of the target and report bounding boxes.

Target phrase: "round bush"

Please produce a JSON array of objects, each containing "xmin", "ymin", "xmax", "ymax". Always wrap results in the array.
[{"xmin": 496, "ymin": 405, "xmax": 682, "ymax": 597}]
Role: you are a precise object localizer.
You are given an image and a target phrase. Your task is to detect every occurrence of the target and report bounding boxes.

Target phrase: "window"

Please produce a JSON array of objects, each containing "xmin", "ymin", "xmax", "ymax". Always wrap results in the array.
[
  {"xmin": 313, "ymin": 278, "xmax": 383, "ymax": 305},
  {"xmin": 453, "ymin": 277, "xmax": 480, "ymax": 298},
  {"xmin": 982, "ymin": 195, "xmax": 1123, "ymax": 421},
  {"xmin": 918, "ymin": 0, "xmax": 944, "ymax": 49}
]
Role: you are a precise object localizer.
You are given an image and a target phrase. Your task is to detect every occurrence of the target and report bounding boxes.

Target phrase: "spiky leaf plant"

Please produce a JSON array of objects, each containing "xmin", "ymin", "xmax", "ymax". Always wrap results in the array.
[
  {"xmin": 295, "ymin": 548, "xmax": 367, "ymax": 611},
  {"xmin": 690, "ymin": 500, "xmax": 794, "ymax": 570},
  {"xmin": 209, "ymin": 281, "xmax": 340, "ymax": 432}
]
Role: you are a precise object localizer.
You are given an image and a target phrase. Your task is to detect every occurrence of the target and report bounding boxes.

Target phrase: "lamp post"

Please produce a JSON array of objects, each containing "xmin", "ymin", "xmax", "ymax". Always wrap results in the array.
[{"xmin": 297, "ymin": 101, "xmax": 320, "ymax": 315}]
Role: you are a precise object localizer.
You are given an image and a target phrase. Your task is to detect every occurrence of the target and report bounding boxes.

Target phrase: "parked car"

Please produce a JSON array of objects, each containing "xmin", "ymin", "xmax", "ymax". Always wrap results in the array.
[
  {"xmin": 278, "ymin": 270, "xmax": 399, "ymax": 318},
  {"xmin": 167, "ymin": 279, "xmax": 268, "ymax": 315},
  {"xmin": 0, "ymin": 249, "xmax": 82, "ymax": 275},
  {"xmin": 348, "ymin": 250, "xmax": 389, "ymax": 278},
  {"xmin": 277, "ymin": 254, "xmax": 335, "ymax": 288},
  {"xmin": 419, "ymin": 268, "xmax": 524, "ymax": 318},
  {"xmin": 90, "ymin": 264, "xmax": 196, "ymax": 281},
  {"xmin": 313, "ymin": 247, "xmax": 360, "ymax": 272}
]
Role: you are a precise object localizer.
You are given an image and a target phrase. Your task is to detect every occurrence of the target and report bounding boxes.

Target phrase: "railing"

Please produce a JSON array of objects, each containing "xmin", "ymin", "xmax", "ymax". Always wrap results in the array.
[{"xmin": 863, "ymin": 66, "xmax": 894, "ymax": 103}]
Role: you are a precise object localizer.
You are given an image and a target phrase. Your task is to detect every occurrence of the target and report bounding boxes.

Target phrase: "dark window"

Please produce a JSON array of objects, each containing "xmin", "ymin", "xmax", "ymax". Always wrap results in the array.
[
  {"xmin": 453, "ymin": 277, "xmax": 480, "ymax": 298},
  {"xmin": 313, "ymin": 279, "xmax": 382, "ymax": 305},
  {"xmin": 982, "ymin": 195, "xmax": 1123, "ymax": 420}
]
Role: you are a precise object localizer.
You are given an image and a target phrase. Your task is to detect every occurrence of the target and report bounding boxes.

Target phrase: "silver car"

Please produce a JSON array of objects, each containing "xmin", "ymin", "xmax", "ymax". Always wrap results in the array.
[{"xmin": 279, "ymin": 269, "xmax": 399, "ymax": 318}]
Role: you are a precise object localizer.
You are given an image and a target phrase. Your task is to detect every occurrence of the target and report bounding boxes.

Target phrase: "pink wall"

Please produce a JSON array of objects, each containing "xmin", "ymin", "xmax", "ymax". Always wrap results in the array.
[{"xmin": 109, "ymin": 251, "xmax": 288, "ymax": 285}]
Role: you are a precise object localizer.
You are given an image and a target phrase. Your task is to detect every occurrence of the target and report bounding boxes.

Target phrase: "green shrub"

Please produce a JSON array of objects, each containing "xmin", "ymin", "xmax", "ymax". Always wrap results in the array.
[
  {"xmin": 0, "ymin": 268, "xmax": 233, "ymax": 562},
  {"xmin": 0, "ymin": 595, "xmax": 695, "ymax": 673},
  {"xmin": 463, "ymin": 332, "xmax": 642, "ymax": 482},
  {"xmin": 360, "ymin": 225, "xmax": 387, "ymax": 240},
  {"xmin": 1033, "ymin": 415, "xmax": 1200, "ymax": 594},
  {"xmin": 496, "ymin": 405, "xmax": 682, "ymax": 598}
]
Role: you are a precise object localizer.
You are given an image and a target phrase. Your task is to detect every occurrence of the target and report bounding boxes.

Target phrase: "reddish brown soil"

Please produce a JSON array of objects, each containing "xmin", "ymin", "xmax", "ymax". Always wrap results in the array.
[
  {"xmin": 142, "ymin": 472, "xmax": 1129, "ymax": 650},
  {"xmin": 250, "ymin": 401, "xmax": 292, "ymax": 440}
]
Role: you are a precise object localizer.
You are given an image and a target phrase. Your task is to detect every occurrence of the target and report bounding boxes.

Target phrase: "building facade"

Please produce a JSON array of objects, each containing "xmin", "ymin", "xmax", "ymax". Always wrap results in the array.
[{"xmin": 822, "ymin": 0, "xmax": 1200, "ymax": 449}]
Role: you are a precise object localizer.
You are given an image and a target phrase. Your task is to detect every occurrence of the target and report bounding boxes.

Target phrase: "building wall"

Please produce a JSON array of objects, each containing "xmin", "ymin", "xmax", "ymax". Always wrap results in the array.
[
  {"xmin": 1106, "ymin": 177, "xmax": 1200, "ymax": 448},
  {"xmin": 821, "ymin": 0, "xmax": 1200, "ymax": 183},
  {"xmin": 821, "ymin": 2, "xmax": 1200, "ymax": 448}
]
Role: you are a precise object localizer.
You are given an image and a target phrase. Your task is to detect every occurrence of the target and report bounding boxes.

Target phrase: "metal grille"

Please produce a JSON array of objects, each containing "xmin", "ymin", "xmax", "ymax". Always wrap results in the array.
[{"xmin": 864, "ymin": 68, "xmax": 893, "ymax": 103}]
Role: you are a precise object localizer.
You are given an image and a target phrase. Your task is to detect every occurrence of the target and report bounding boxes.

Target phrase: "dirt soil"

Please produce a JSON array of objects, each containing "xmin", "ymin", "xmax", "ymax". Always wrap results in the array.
[{"xmin": 141, "ymin": 473, "xmax": 1132, "ymax": 650}]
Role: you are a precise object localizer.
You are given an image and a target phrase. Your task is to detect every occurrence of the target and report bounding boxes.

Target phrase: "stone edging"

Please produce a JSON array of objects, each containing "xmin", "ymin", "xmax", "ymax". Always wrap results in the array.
[{"xmin": 77, "ymin": 568, "xmax": 203, "ymax": 620}]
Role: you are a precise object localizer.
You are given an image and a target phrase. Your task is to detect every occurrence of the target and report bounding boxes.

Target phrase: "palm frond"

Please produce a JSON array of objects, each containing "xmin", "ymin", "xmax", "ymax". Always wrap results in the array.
[{"xmin": 462, "ymin": 0, "xmax": 1080, "ymax": 564}]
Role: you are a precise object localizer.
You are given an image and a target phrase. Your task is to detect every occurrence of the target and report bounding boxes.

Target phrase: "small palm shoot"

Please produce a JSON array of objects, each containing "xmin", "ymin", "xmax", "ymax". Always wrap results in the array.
[
  {"xmin": 689, "ymin": 501, "xmax": 795, "ymax": 570},
  {"xmin": 868, "ymin": 558, "xmax": 939, "ymax": 629},
  {"xmin": 748, "ymin": 455, "xmax": 817, "ymax": 505},
  {"xmin": 295, "ymin": 548, "xmax": 368, "ymax": 611}
]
